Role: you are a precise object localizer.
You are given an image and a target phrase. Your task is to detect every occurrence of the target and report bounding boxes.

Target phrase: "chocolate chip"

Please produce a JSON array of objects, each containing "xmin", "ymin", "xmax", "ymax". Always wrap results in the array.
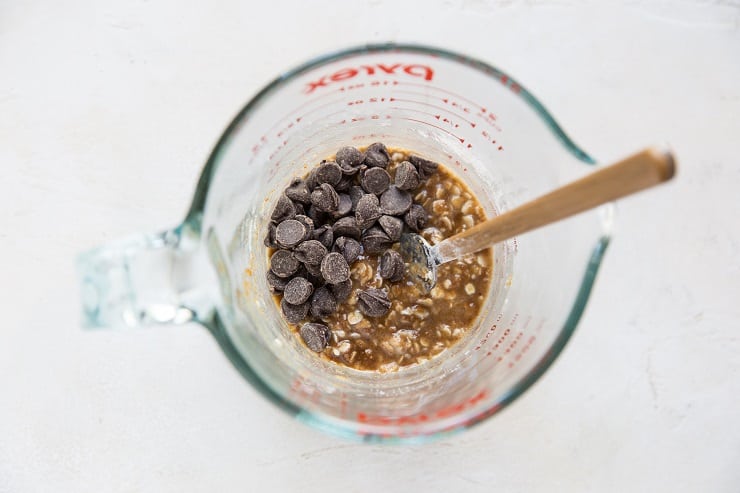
[
  {"xmin": 335, "ymin": 146, "xmax": 363, "ymax": 169},
  {"xmin": 361, "ymin": 226, "xmax": 392, "ymax": 254},
  {"xmin": 380, "ymin": 186, "xmax": 412, "ymax": 215},
  {"xmin": 329, "ymin": 279, "xmax": 352, "ymax": 303},
  {"xmin": 306, "ymin": 204, "xmax": 327, "ymax": 224},
  {"xmin": 299, "ymin": 323, "xmax": 331, "ymax": 352},
  {"xmin": 270, "ymin": 249, "xmax": 300, "ymax": 278},
  {"xmin": 349, "ymin": 186, "xmax": 365, "ymax": 212},
  {"xmin": 293, "ymin": 202, "xmax": 305, "ymax": 216},
  {"xmin": 281, "ymin": 298, "xmax": 309, "ymax": 324},
  {"xmin": 305, "ymin": 170, "xmax": 319, "ymax": 191},
  {"xmin": 378, "ymin": 215, "xmax": 403, "ymax": 241},
  {"xmin": 275, "ymin": 219, "xmax": 307, "ymax": 248},
  {"xmin": 335, "ymin": 174, "xmax": 354, "ymax": 192},
  {"xmin": 379, "ymin": 250, "xmax": 405, "ymax": 282},
  {"xmin": 315, "ymin": 161, "xmax": 342, "ymax": 186},
  {"xmin": 311, "ymin": 183, "xmax": 339, "ymax": 212},
  {"xmin": 264, "ymin": 222, "xmax": 279, "ymax": 248},
  {"xmin": 266, "ymin": 269, "xmax": 289, "ymax": 292},
  {"xmin": 294, "ymin": 215, "xmax": 314, "ymax": 240},
  {"xmin": 333, "ymin": 236, "xmax": 362, "ymax": 264},
  {"xmin": 368, "ymin": 142, "xmax": 390, "ymax": 157},
  {"xmin": 283, "ymin": 277, "xmax": 314, "ymax": 305},
  {"xmin": 363, "ymin": 142, "xmax": 390, "ymax": 168},
  {"xmin": 361, "ymin": 167, "xmax": 391, "ymax": 195},
  {"xmin": 357, "ymin": 288, "xmax": 391, "ymax": 317},
  {"xmin": 293, "ymin": 239, "xmax": 327, "ymax": 265},
  {"xmin": 394, "ymin": 161, "xmax": 420, "ymax": 191},
  {"xmin": 330, "ymin": 193, "xmax": 352, "ymax": 219},
  {"xmin": 338, "ymin": 161, "xmax": 361, "ymax": 176},
  {"xmin": 355, "ymin": 194, "xmax": 381, "ymax": 229},
  {"xmin": 304, "ymin": 261, "xmax": 324, "ymax": 281},
  {"xmin": 285, "ymin": 178, "xmax": 312, "ymax": 204},
  {"xmin": 321, "ymin": 252, "xmax": 350, "ymax": 284},
  {"xmin": 332, "ymin": 216, "xmax": 361, "ymax": 240},
  {"xmin": 409, "ymin": 154, "xmax": 439, "ymax": 179},
  {"xmin": 312, "ymin": 224, "xmax": 334, "ymax": 249},
  {"xmin": 404, "ymin": 204, "xmax": 427, "ymax": 232},
  {"xmin": 310, "ymin": 286, "xmax": 337, "ymax": 319},
  {"xmin": 271, "ymin": 194, "xmax": 296, "ymax": 222}
]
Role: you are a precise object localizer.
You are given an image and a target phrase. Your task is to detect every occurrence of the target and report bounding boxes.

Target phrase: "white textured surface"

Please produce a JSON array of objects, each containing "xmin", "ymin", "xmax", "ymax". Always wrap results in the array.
[{"xmin": 2, "ymin": 1, "xmax": 739, "ymax": 491}]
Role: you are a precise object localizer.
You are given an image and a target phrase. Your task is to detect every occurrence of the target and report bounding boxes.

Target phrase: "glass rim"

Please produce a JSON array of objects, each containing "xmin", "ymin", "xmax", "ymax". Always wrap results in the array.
[{"xmin": 188, "ymin": 43, "xmax": 611, "ymax": 443}]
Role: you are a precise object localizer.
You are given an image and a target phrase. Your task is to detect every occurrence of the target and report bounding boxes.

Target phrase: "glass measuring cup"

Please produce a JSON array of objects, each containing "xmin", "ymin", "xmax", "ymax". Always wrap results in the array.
[{"xmin": 78, "ymin": 44, "xmax": 611, "ymax": 442}]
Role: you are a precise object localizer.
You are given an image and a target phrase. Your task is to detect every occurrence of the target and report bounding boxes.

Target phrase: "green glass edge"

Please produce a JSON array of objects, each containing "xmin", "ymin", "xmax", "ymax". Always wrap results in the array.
[{"xmin": 184, "ymin": 43, "xmax": 609, "ymax": 442}]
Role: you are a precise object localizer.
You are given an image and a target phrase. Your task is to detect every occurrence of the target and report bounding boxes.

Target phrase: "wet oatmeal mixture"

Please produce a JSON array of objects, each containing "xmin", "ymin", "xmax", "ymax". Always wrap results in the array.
[{"xmin": 265, "ymin": 144, "xmax": 492, "ymax": 372}]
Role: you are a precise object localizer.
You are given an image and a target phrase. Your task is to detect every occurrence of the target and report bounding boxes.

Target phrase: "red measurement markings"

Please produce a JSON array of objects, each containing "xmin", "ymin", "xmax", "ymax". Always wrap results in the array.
[
  {"xmin": 258, "ymin": 81, "xmax": 392, "ymax": 153},
  {"xmin": 499, "ymin": 74, "xmax": 522, "ymax": 94},
  {"xmin": 338, "ymin": 82, "xmax": 367, "ymax": 92},
  {"xmin": 475, "ymin": 324, "xmax": 497, "ymax": 351},
  {"xmin": 480, "ymin": 128, "xmax": 499, "ymax": 147},
  {"xmin": 349, "ymin": 131, "xmax": 392, "ymax": 142},
  {"xmin": 275, "ymin": 117, "xmax": 300, "ymax": 138},
  {"xmin": 369, "ymin": 80, "xmax": 399, "ymax": 87},
  {"xmin": 265, "ymin": 92, "xmax": 392, "ymax": 154},
  {"xmin": 265, "ymin": 110, "xmax": 347, "ymax": 170},
  {"xmin": 339, "ymin": 394, "xmax": 348, "ymax": 418},
  {"xmin": 510, "ymin": 335, "xmax": 537, "ymax": 368},
  {"xmin": 442, "ymin": 98, "xmax": 502, "ymax": 133},
  {"xmin": 267, "ymin": 111, "xmax": 395, "ymax": 173},
  {"xmin": 503, "ymin": 331, "xmax": 524, "ymax": 356},
  {"xmin": 356, "ymin": 389, "xmax": 488, "ymax": 427},
  {"xmin": 486, "ymin": 327, "xmax": 511, "ymax": 357},
  {"xmin": 390, "ymin": 106, "xmax": 461, "ymax": 130},
  {"xmin": 402, "ymin": 118, "xmax": 466, "ymax": 144},
  {"xmin": 250, "ymin": 135, "xmax": 269, "ymax": 156},
  {"xmin": 398, "ymin": 82, "xmax": 502, "ymax": 130},
  {"xmin": 259, "ymin": 88, "xmax": 349, "ymax": 145},
  {"xmin": 342, "ymin": 114, "xmax": 393, "ymax": 123},
  {"xmin": 475, "ymin": 312, "xmax": 504, "ymax": 351},
  {"xmin": 346, "ymin": 96, "xmax": 390, "ymax": 106},
  {"xmin": 289, "ymin": 378, "xmax": 321, "ymax": 405},
  {"xmin": 390, "ymin": 91, "xmax": 478, "ymax": 127}
]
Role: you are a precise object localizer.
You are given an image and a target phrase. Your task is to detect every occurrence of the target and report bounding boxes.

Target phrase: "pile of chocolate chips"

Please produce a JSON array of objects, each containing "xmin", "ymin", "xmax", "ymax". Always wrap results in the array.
[{"xmin": 265, "ymin": 143, "xmax": 438, "ymax": 352}]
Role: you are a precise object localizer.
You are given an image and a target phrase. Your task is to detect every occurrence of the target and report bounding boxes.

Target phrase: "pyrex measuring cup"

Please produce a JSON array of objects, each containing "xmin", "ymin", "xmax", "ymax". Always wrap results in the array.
[{"xmin": 78, "ymin": 44, "xmax": 611, "ymax": 442}]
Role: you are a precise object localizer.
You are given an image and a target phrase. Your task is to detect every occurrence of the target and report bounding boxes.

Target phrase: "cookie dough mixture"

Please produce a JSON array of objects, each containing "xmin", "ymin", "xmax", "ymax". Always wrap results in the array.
[{"xmin": 265, "ymin": 144, "xmax": 492, "ymax": 372}]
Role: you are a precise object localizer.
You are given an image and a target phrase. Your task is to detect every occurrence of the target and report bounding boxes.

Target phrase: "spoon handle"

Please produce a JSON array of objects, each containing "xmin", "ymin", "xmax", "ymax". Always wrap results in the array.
[{"xmin": 435, "ymin": 147, "xmax": 676, "ymax": 263}]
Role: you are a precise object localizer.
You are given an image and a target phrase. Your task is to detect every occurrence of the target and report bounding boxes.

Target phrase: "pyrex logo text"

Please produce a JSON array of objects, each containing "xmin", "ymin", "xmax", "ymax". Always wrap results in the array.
[{"xmin": 305, "ymin": 63, "xmax": 434, "ymax": 94}]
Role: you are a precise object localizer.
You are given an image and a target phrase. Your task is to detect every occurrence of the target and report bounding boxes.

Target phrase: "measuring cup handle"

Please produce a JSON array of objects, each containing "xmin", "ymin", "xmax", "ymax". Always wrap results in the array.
[{"xmin": 76, "ymin": 222, "xmax": 217, "ymax": 329}]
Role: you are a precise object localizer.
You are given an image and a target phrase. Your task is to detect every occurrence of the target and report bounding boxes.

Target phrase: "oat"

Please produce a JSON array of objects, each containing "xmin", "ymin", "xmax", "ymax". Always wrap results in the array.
[
  {"xmin": 461, "ymin": 215, "xmax": 475, "ymax": 229},
  {"xmin": 347, "ymin": 310, "xmax": 363, "ymax": 325}
]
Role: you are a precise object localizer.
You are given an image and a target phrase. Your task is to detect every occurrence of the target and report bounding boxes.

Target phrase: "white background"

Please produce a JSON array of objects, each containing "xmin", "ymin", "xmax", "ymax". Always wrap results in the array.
[{"xmin": 2, "ymin": 1, "xmax": 739, "ymax": 491}]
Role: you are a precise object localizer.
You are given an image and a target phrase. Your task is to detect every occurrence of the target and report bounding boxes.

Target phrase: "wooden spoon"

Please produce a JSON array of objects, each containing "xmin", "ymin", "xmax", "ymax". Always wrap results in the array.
[{"xmin": 400, "ymin": 147, "xmax": 676, "ymax": 291}]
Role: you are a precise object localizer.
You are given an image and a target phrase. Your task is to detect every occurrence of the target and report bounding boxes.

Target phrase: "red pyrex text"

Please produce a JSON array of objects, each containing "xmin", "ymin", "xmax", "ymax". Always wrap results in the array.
[{"xmin": 305, "ymin": 63, "xmax": 434, "ymax": 94}]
